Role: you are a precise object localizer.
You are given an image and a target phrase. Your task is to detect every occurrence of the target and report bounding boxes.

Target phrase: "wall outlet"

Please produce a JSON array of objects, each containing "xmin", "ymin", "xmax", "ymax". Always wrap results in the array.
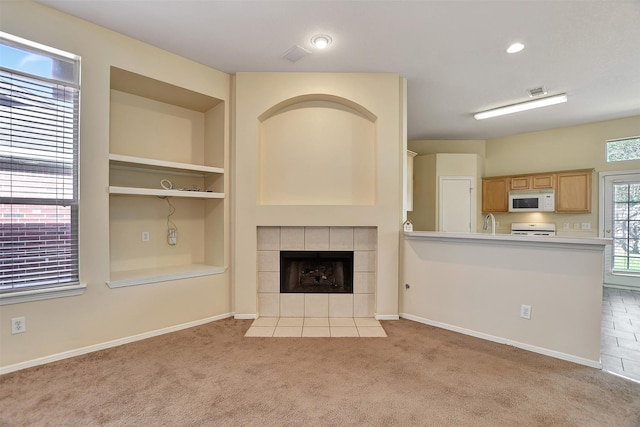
[
  {"xmin": 168, "ymin": 228, "xmax": 177, "ymax": 245},
  {"xmin": 11, "ymin": 317, "xmax": 26, "ymax": 334},
  {"xmin": 142, "ymin": 231, "xmax": 150, "ymax": 242},
  {"xmin": 563, "ymin": 223, "xmax": 569, "ymax": 230},
  {"xmin": 581, "ymin": 223, "xmax": 591, "ymax": 230},
  {"xmin": 520, "ymin": 304, "xmax": 532, "ymax": 320},
  {"xmin": 573, "ymin": 223, "xmax": 580, "ymax": 230}
]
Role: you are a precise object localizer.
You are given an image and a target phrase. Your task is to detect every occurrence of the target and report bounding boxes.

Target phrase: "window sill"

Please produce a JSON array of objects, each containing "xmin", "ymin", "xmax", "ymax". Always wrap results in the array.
[{"xmin": 0, "ymin": 283, "xmax": 87, "ymax": 306}]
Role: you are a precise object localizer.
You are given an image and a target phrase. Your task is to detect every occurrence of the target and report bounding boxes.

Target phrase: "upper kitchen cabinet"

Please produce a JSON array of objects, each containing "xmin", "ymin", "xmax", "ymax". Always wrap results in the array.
[
  {"xmin": 509, "ymin": 174, "xmax": 554, "ymax": 190},
  {"xmin": 482, "ymin": 177, "xmax": 509, "ymax": 213},
  {"xmin": 556, "ymin": 170, "xmax": 592, "ymax": 213},
  {"xmin": 532, "ymin": 174, "xmax": 555, "ymax": 189}
]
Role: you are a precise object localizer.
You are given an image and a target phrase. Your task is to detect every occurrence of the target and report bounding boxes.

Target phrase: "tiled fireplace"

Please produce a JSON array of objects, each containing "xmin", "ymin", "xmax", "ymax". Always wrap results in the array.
[{"xmin": 257, "ymin": 226, "xmax": 377, "ymax": 317}]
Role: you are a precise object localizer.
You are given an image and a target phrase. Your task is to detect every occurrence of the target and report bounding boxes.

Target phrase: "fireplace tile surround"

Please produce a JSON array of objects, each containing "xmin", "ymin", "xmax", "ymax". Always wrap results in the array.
[{"xmin": 257, "ymin": 226, "xmax": 377, "ymax": 318}]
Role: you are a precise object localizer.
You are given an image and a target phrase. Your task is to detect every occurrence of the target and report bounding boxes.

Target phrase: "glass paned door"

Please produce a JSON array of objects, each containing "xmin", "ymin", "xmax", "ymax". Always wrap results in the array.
[{"xmin": 603, "ymin": 172, "xmax": 640, "ymax": 288}]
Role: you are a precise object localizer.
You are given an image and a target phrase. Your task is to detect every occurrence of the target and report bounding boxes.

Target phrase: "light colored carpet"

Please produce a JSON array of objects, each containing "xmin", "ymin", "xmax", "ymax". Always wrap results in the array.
[{"xmin": 1, "ymin": 318, "xmax": 639, "ymax": 426}]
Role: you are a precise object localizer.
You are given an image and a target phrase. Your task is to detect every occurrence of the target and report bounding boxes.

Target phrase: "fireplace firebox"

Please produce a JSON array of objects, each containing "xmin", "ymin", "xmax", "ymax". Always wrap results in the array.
[{"xmin": 280, "ymin": 251, "xmax": 354, "ymax": 294}]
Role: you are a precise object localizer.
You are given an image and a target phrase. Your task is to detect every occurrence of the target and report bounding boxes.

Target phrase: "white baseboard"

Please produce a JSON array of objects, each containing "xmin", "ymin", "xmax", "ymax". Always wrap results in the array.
[
  {"xmin": 399, "ymin": 313, "xmax": 602, "ymax": 369},
  {"xmin": 0, "ymin": 313, "xmax": 234, "ymax": 375},
  {"xmin": 375, "ymin": 314, "xmax": 400, "ymax": 321},
  {"xmin": 233, "ymin": 313, "xmax": 258, "ymax": 320}
]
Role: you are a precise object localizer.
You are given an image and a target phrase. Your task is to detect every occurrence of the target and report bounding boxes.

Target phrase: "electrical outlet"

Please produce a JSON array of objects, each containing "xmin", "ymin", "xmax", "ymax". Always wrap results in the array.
[
  {"xmin": 581, "ymin": 223, "xmax": 591, "ymax": 230},
  {"xmin": 563, "ymin": 223, "xmax": 569, "ymax": 229},
  {"xmin": 573, "ymin": 223, "xmax": 580, "ymax": 230},
  {"xmin": 142, "ymin": 231, "xmax": 150, "ymax": 242},
  {"xmin": 168, "ymin": 228, "xmax": 177, "ymax": 245},
  {"xmin": 520, "ymin": 304, "xmax": 531, "ymax": 320},
  {"xmin": 11, "ymin": 317, "xmax": 26, "ymax": 334}
]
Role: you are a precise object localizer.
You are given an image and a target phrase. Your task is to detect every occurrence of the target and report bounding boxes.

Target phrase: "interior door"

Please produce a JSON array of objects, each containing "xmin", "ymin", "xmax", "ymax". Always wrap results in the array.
[
  {"xmin": 439, "ymin": 177, "xmax": 474, "ymax": 232},
  {"xmin": 602, "ymin": 171, "xmax": 640, "ymax": 288}
]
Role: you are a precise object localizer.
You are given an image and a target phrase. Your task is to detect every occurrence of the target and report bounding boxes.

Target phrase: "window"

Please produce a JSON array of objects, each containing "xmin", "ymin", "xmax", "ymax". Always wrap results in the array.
[
  {"xmin": 606, "ymin": 136, "xmax": 640, "ymax": 162},
  {"xmin": 611, "ymin": 181, "xmax": 640, "ymax": 274},
  {"xmin": 0, "ymin": 33, "xmax": 80, "ymax": 293}
]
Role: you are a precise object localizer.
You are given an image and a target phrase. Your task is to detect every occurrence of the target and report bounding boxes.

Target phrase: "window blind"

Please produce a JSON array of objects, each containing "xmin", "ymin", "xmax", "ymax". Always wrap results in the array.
[{"xmin": 0, "ymin": 35, "xmax": 80, "ymax": 292}]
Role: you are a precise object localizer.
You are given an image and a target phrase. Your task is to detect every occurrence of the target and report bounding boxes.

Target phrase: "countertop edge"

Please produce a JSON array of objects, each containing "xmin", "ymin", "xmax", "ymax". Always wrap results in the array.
[{"xmin": 404, "ymin": 231, "xmax": 611, "ymax": 250}]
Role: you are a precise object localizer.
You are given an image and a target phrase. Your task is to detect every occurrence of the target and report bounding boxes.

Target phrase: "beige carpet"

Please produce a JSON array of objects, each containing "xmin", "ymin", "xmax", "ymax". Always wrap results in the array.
[{"xmin": 1, "ymin": 318, "xmax": 639, "ymax": 426}]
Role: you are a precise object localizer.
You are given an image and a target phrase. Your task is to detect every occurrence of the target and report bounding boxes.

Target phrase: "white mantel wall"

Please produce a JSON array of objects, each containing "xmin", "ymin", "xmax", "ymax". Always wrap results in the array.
[{"xmin": 233, "ymin": 73, "xmax": 406, "ymax": 319}]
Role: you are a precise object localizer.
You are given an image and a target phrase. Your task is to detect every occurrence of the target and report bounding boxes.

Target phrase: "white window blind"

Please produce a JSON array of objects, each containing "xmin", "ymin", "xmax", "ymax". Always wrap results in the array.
[{"xmin": 0, "ymin": 33, "xmax": 80, "ymax": 292}]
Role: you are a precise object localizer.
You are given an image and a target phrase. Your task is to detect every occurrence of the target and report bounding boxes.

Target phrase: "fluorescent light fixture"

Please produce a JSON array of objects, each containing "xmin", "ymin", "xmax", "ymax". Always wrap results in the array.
[{"xmin": 474, "ymin": 93, "xmax": 568, "ymax": 120}]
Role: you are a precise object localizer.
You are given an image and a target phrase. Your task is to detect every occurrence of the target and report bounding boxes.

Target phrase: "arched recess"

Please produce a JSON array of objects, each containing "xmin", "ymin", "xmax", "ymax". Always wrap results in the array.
[{"xmin": 258, "ymin": 94, "xmax": 377, "ymax": 205}]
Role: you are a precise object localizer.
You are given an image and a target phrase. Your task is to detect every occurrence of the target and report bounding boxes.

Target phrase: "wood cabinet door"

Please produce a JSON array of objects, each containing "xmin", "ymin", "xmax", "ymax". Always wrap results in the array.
[
  {"xmin": 482, "ymin": 178, "xmax": 509, "ymax": 212},
  {"xmin": 532, "ymin": 174, "xmax": 554, "ymax": 189},
  {"xmin": 510, "ymin": 176, "xmax": 530, "ymax": 190},
  {"xmin": 556, "ymin": 171, "xmax": 592, "ymax": 213}
]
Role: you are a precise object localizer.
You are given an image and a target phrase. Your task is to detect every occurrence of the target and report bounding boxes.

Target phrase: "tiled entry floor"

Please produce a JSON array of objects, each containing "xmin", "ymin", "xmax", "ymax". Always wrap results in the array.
[
  {"xmin": 601, "ymin": 287, "xmax": 640, "ymax": 382},
  {"xmin": 245, "ymin": 317, "xmax": 387, "ymax": 338}
]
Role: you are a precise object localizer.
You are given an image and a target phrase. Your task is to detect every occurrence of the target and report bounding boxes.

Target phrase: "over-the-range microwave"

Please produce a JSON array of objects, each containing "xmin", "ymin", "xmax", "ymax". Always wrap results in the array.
[{"xmin": 508, "ymin": 191, "xmax": 555, "ymax": 212}]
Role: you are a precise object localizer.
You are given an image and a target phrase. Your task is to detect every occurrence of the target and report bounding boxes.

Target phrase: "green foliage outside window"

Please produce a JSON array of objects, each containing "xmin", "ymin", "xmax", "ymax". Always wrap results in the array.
[{"xmin": 606, "ymin": 137, "xmax": 640, "ymax": 162}]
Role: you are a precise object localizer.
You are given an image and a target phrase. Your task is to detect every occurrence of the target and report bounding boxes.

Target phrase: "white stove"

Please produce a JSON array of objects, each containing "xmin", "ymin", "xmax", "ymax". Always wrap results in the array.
[{"xmin": 510, "ymin": 223, "xmax": 556, "ymax": 236}]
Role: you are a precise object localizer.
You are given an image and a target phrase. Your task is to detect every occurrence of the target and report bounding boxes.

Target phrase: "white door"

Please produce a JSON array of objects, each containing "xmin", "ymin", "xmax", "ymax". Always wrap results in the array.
[
  {"xmin": 439, "ymin": 177, "xmax": 475, "ymax": 232},
  {"xmin": 602, "ymin": 171, "xmax": 640, "ymax": 288}
]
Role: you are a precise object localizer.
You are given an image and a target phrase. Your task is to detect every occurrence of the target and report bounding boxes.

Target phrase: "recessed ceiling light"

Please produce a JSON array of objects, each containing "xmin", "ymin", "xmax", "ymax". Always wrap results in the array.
[
  {"xmin": 311, "ymin": 34, "xmax": 332, "ymax": 49},
  {"xmin": 507, "ymin": 42, "xmax": 525, "ymax": 54}
]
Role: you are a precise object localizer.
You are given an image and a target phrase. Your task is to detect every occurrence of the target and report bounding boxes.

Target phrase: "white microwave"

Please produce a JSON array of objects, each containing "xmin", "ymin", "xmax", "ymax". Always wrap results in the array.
[{"xmin": 508, "ymin": 191, "xmax": 555, "ymax": 212}]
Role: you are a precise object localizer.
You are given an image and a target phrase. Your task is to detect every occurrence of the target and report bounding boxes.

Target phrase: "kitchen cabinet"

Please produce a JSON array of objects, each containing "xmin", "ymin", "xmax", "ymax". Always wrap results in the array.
[
  {"xmin": 509, "ymin": 174, "xmax": 554, "ymax": 190},
  {"xmin": 482, "ymin": 177, "xmax": 509, "ymax": 213},
  {"xmin": 532, "ymin": 174, "xmax": 554, "ymax": 189},
  {"xmin": 510, "ymin": 176, "xmax": 530, "ymax": 190},
  {"xmin": 556, "ymin": 170, "xmax": 592, "ymax": 213}
]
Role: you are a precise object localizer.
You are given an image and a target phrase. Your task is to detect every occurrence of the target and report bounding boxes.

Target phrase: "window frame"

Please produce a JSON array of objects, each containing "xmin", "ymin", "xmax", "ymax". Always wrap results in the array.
[
  {"xmin": 0, "ymin": 32, "xmax": 85, "ymax": 304},
  {"xmin": 606, "ymin": 136, "xmax": 640, "ymax": 163}
]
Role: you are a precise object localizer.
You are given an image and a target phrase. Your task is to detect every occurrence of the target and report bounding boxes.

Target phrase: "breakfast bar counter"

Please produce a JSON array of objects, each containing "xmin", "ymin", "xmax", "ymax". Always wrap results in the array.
[{"xmin": 400, "ymin": 231, "xmax": 611, "ymax": 367}]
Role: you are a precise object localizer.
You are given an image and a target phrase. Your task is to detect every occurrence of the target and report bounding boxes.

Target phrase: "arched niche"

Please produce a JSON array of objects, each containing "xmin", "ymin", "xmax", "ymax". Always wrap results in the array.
[{"xmin": 258, "ymin": 94, "xmax": 377, "ymax": 205}]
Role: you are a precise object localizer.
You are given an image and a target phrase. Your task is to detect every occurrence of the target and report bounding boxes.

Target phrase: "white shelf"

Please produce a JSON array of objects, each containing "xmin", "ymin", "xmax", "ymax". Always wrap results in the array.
[
  {"xmin": 109, "ymin": 186, "xmax": 224, "ymax": 199},
  {"xmin": 109, "ymin": 153, "xmax": 223, "ymax": 175},
  {"xmin": 107, "ymin": 264, "xmax": 227, "ymax": 288}
]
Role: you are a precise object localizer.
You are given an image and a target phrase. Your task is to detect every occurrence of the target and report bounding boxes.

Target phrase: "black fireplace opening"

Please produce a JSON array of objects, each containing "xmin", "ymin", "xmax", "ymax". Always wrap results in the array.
[{"xmin": 280, "ymin": 251, "xmax": 354, "ymax": 294}]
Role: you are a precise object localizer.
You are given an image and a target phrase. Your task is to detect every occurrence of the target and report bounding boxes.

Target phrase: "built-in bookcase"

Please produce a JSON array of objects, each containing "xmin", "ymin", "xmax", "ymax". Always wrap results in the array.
[{"xmin": 107, "ymin": 67, "xmax": 226, "ymax": 288}]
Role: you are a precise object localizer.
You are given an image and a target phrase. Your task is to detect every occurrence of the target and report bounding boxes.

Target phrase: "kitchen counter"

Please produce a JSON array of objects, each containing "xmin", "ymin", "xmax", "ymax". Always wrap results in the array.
[
  {"xmin": 401, "ymin": 230, "xmax": 609, "ymax": 368},
  {"xmin": 404, "ymin": 231, "xmax": 610, "ymax": 250}
]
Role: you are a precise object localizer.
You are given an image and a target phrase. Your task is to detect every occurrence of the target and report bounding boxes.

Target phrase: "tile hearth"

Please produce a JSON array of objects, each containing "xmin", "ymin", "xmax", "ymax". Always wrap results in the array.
[{"xmin": 244, "ymin": 317, "xmax": 387, "ymax": 338}]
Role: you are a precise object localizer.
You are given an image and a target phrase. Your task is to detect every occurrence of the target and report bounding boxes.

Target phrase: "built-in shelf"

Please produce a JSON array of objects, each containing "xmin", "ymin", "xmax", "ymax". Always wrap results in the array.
[
  {"xmin": 109, "ymin": 153, "xmax": 224, "ymax": 176},
  {"xmin": 108, "ymin": 66, "xmax": 227, "ymax": 288},
  {"xmin": 109, "ymin": 186, "xmax": 224, "ymax": 199},
  {"xmin": 106, "ymin": 264, "xmax": 227, "ymax": 288}
]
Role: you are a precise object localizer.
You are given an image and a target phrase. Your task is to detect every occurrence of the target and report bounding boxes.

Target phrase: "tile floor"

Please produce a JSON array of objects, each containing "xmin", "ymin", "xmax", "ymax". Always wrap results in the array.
[
  {"xmin": 601, "ymin": 287, "xmax": 640, "ymax": 382},
  {"xmin": 244, "ymin": 317, "xmax": 387, "ymax": 338}
]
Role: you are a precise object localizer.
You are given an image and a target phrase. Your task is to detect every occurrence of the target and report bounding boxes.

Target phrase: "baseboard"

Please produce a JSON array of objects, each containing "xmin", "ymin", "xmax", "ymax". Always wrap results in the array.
[
  {"xmin": 399, "ymin": 313, "xmax": 602, "ymax": 369},
  {"xmin": 0, "ymin": 313, "xmax": 234, "ymax": 375},
  {"xmin": 375, "ymin": 314, "xmax": 400, "ymax": 321},
  {"xmin": 233, "ymin": 313, "xmax": 258, "ymax": 320}
]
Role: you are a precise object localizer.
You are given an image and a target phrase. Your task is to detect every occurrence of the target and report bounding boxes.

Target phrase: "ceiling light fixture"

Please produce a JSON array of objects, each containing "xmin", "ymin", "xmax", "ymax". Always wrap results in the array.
[
  {"xmin": 311, "ymin": 34, "xmax": 332, "ymax": 49},
  {"xmin": 474, "ymin": 93, "xmax": 568, "ymax": 120},
  {"xmin": 506, "ymin": 42, "xmax": 525, "ymax": 54}
]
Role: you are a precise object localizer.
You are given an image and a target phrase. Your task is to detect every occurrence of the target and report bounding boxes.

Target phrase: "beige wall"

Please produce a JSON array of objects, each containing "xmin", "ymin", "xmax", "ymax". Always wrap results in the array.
[
  {"xmin": 1, "ymin": 1, "xmax": 231, "ymax": 369},
  {"xmin": 401, "ymin": 237, "xmax": 605, "ymax": 365},
  {"xmin": 410, "ymin": 116, "xmax": 640, "ymax": 236},
  {"xmin": 409, "ymin": 139, "xmax": 486, "ymax": 161},
  {"xmin": 234, "ymin": 72, "xmax": 405, "ymax": 318},
  {"xmin": 487, "ymin": 115, "xmax": 640, "ymax": 236},
  {"xmin": 408, "ymin": 153, "xmax": 481, "ymax": 231}
]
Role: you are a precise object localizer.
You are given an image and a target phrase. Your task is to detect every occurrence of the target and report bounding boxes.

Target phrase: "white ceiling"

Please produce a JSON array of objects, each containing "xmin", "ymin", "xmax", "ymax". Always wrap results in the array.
[{"xmin": 36, "ymin": 0, "xmax": 640, "ymax": 140}]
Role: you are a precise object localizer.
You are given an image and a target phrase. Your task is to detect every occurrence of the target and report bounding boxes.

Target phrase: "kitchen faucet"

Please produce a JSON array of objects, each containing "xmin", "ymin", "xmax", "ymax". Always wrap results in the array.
[{"xmin": 483, "ymin": 213, "xmax": 496, "ymax": 235}]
